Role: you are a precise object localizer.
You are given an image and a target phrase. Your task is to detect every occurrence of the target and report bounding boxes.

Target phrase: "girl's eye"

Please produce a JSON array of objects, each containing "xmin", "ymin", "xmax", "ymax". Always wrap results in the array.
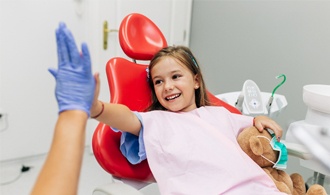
[
  {"xmin": 172, "ymin": 74, "xmax": 181, "ymax": 79},
  {"xmin": 154, "ymin": 80, "xmax": 162, "ymax": 85}
]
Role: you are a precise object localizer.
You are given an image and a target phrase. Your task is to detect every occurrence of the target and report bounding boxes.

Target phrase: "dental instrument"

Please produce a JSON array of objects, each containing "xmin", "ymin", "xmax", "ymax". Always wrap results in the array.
[
  {"xmin": 216, "ymin": 75, "xmax": 287, "ymax": 118},
  {"xmin": 267, "ymin": 74, "xmax": 286, "ymax": 114}
]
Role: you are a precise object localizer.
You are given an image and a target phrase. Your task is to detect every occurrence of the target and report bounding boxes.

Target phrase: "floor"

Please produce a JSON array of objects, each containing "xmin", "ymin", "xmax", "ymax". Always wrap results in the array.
[{"xmin": 0, "ymin": 148, "xmax": 159, "ymax": 195}]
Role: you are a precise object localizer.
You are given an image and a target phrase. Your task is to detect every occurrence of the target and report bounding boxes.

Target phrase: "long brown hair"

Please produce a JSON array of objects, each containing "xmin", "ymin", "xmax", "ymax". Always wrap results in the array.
[{"xmin": 146, "ymin": 46, "xmax": 210, "ymax": 111}]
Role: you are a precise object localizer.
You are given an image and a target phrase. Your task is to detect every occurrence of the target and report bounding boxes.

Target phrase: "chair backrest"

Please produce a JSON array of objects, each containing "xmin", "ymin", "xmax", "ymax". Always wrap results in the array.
[
  {"xmin": 119, "ymin": 13, "xmax": 167, "ymax": 60},
  {"xmin": 92, "ymin": 13, "xmax": 240, "ymax": 182}
]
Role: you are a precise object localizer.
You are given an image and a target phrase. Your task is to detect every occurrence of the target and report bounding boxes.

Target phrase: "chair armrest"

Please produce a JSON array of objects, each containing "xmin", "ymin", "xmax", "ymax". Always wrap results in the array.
[
  {"xmin": 283, "ymin": 140, "xmax": 313, "ymax": 160},
  {"xmin": 93, "ymin": 182, "xmax": 144, "ymax": 195}
]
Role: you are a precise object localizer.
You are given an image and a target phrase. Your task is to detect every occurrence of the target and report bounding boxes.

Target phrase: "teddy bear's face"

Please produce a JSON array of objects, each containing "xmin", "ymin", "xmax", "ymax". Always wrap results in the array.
[{"xmin": 237, "ymin": 127, "xmax": 279, "ymax": 168}]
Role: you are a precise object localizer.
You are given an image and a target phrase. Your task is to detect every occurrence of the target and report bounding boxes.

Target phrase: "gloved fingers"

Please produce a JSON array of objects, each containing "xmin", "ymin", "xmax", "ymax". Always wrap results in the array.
[
  {"xmin": 48, "ymin": 68, "xmax": 58, "ymax": 78},
  {"xmin": 62, "ymin": 26, "xmax": 80, "ymax": 66},
  {"xmin": 81, "ymin": 43, "xmax": 92, "ymax": 73},
  {"xmin": 56, "ymin": 23, "xmax": 70, "ymax": 66}
]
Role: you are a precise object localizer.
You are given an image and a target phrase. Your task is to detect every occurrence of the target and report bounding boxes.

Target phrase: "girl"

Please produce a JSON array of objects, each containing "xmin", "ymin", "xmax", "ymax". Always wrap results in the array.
[{"xmin": 91, "ymin": 46, "xmax": 285, "ymax": 194}]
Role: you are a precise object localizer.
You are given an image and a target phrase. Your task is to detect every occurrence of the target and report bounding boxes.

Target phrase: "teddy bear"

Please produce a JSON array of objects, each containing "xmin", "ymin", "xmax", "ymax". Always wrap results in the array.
[{"xmin": 237, "ymin": 126, "xmax": 327, "ymax": 195}]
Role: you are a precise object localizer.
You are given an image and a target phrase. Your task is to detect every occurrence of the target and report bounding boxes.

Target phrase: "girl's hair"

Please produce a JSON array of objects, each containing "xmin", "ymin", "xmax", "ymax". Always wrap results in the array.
[{"xmin": 146, "ymin": 45, "xmax": 210, "ymax": 111}]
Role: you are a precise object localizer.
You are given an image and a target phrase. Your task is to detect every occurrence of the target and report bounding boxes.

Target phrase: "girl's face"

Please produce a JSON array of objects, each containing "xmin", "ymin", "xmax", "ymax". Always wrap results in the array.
[{"xmin": 151, "ymin": 57, "xmax": 199, "ymax": 112}]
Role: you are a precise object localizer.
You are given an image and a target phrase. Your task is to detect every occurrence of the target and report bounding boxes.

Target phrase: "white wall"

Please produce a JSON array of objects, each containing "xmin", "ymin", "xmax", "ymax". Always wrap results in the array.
[
  {"xmin": 190, "ymin": 0, "xmax": 330, "ymax": 180},
  {"xmin": 0, "ymin": 0, "xmax": 95, "ymax": 161}
]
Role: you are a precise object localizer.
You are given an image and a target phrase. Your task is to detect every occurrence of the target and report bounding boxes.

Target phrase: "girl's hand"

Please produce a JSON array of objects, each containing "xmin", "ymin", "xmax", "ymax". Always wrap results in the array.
[
  {"xmin": 253, "ymin": 115, "xmax": 283, "ymax": 141},
  {"xmin": 90, "ymin": 73, "xmax": 101, "ymax": 117}
]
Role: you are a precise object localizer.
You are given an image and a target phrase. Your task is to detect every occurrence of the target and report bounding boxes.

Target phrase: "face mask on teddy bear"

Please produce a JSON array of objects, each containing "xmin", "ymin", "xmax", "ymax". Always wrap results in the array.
[{"xmin": 257, "ymin": 133, "xmax": 288, "ymax": 170}]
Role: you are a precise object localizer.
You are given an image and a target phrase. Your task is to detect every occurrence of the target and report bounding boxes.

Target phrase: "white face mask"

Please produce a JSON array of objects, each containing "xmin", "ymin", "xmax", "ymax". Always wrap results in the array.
[{"xmin": 257, "ymin": 134, "xmax": 288, "ymax": 170}]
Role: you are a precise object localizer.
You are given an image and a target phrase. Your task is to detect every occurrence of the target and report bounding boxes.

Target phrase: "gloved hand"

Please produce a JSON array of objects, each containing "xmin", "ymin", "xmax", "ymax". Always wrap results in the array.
[{"xmin": 49, "ymin": 22, "xmax": 95, "ymax": 116}]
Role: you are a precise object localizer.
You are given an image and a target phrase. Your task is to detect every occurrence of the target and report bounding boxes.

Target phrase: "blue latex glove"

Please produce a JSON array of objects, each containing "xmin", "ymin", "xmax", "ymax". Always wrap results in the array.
[{"xmin": 49, "ymin": 22, "xmax": 95, "ymax": 116}]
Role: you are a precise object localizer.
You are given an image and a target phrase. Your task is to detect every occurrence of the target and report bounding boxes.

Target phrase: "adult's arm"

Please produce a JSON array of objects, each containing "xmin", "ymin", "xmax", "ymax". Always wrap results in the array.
[
  {"xmin": 31, "ymin": 110, "xmax": 87, "ymax": 195},
  {"xmin": 32, "ymin": 22, "xmax": 95, "ymax": 194}
]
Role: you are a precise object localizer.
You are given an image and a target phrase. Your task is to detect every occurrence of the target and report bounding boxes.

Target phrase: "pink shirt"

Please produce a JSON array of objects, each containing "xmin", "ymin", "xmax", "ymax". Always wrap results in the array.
[{"xmin": 139, "ymin": 106, "xmax": 285, "ymax": 195}]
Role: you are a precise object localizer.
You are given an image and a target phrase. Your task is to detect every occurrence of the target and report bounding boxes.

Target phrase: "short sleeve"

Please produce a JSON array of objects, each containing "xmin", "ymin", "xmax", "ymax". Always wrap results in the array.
[{"xmin": 111, "ymin": 112, "xmax": 146, "ymax": 165}]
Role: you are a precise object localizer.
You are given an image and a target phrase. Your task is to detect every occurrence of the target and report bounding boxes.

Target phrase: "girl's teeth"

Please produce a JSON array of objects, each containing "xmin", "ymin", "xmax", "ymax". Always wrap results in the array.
[{"xmin": 166, "ymin": 94, "xmax": 180, "ymax": 100}]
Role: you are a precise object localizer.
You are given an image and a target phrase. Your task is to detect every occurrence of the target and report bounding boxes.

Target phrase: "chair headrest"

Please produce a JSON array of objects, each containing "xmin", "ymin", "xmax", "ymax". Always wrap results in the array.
[{"xmin": 119, "ymin": 13, "xmax": 168, "ymax": 61}]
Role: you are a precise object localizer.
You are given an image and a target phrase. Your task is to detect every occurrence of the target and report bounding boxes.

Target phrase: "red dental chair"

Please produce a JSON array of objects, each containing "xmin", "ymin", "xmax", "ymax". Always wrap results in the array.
[{"xmin": 92, "ymin": 13, "xmax": 240, "ymax": 194}]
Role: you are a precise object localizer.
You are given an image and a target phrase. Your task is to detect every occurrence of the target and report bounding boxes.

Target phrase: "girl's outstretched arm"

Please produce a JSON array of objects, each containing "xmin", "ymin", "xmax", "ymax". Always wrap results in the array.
[{"xmin": 90, "ymin": 73, "xmax": 141, "ymax": 136}]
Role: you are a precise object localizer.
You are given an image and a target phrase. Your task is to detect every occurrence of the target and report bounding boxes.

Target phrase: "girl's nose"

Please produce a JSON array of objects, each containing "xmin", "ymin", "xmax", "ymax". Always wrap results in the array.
[{"xmin": 164, "ymin": 81, "xmax": 174, "ymax": 91}]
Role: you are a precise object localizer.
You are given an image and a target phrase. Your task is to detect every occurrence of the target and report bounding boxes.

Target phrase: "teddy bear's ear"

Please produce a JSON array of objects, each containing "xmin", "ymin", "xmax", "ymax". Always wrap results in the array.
[{"xmin": 249, "ymin": 136, "xmax": 263, "ymax": 156}]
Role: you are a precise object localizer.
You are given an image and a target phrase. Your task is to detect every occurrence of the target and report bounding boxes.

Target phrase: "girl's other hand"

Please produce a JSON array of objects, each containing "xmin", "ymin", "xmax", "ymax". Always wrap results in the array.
[{"xmin": 254, "ymin": 115, "xmax": 283, "ymax": 141}]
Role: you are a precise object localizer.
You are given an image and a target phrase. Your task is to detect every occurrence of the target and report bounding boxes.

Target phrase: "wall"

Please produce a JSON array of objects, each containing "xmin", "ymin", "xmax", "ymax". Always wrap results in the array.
[
  {"xmin": 0, "ymin": 0, "xmax": 95, "ymax": 161},
  {"xmin": 190, "ymin": 0, "xmax": 330, "ymax": 180}
]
